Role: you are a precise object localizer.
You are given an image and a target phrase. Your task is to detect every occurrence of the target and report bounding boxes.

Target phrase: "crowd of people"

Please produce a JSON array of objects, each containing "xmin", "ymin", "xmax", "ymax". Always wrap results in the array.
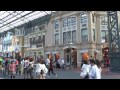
[
  {"xmin": 80, "ymin": 56, "xmax": 102, "ymax": 79},
  {"xmin": 0, "ymin": 55, "xmax": 104, "ymax": 79},
  {"xmin": 0, "ymin": 55, "xmax": 62, "ymax": 79}
]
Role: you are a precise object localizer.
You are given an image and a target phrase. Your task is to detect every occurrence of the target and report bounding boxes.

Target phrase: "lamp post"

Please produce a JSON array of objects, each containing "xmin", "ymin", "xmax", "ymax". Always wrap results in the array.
[{"xmin": 68, "ymin": 42, "xmax": 73, "ymax": 70}]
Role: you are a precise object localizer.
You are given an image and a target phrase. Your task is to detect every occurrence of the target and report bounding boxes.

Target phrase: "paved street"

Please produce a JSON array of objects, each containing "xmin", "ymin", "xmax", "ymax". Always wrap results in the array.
[{"xmin": 0, "ymin": 69, "xmax": 120, "ymax": 79}]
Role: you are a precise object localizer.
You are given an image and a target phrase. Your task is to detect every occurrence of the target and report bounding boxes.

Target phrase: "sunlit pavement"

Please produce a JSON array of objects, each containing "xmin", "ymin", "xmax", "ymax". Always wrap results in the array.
[{"xmin": 0, "ymin": 68, "xmax": 120, "ymax": 79}]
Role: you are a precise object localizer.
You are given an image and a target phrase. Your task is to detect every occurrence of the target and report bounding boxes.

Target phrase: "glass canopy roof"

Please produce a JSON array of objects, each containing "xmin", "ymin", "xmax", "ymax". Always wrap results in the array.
[{"xmin": 0, "ymin": 11, "xmax": 54, "ymax": 33}]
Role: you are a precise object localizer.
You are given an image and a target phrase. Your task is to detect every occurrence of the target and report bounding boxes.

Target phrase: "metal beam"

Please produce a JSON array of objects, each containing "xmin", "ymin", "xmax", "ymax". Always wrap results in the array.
[
  {"xmin": 0, "ymin": 11, "xmax": 35, "ymax": 29},
  {"xmin": 107, "ymin": 11, "xmax": 120, "ymax": 52}
]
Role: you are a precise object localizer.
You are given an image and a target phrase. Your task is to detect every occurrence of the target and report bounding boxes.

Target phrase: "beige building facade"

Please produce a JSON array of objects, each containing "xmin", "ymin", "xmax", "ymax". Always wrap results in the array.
[
  {"xmin": 24, "ymin": 24, "xmax": 47, "ymax": 60},
  {"xmin": 45, "ymin": 11, "xmax": 109, "ymax": 67}
]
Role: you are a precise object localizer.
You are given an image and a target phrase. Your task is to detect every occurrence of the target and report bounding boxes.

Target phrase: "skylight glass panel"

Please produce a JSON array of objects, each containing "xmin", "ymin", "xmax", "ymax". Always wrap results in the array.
[
  {"xmin": 3, "ymin": 16, "xmax": 17, "ymax": 24},
  {"xmin": 28, "ymin": 12, "xmax": 45, "ymax": 21},
  {"xmin": 0, "ymin": 11, "xmax": 6, "ymax": 16},
  {"xmin": 3, "ymin": 14, "xmax": 15, "ymax": 21},
  {"xmin": 12, "ymin": 21, "xmax": 24, "ymax": 27},
  {"xmin": 10, "ymin": 19, "xmax": 23, "ymax": 25},
  {"xmin": 7, "ymin": 11, "xmax": 14, "ymax": 13},
  {"xmin": 0, "ymin": 11, "xmax": 53, "ymax": 32},
  {"xmin": 0, "ymin": 12, "xmax": 9, "ymax": 19}
]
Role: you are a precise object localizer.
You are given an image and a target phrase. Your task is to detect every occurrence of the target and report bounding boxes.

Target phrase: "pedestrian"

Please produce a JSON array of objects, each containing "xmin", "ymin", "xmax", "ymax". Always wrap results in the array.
[
  {"xmin": 80, "ymin": 60, "xmax": 91, "ymax": 79},
  {"xmin": 9, "ymin": 61, "xmax": 16, "ymax": 79},
  {"xmin": 20, "ymin": 58, "xmax": 24, "ymax": 75},
  {"xmin": 24, "ymin": 57, "xmax": 30, "ymax": 79},
  {"xmin": 96, "ymin": 60, "xmax": 102, "ymax": 79},
  {"xmin": 15, "ymin": 59, "xmax": 19, "ymax": 75},
  {"xmin": 27, "ymin": 58, "xmax": 34, "ymax": 79},
  {"xmin": 39, "ymin": 60, "xmax": 48, "ymax": 79},
  {"xmin": 35, "ymin": 59, "xmax": 48, "ymax": 79},
  {"xmin": 89, "ymin": 59, "xmax": 102, "ymax": 79},
  {"xmin": 48, "ymin": 58, "xmax": 57, "ymax": 78},
  {"xmin": 45, "ymin": 58, "xmax": 50, "ymax": 69},
  {"xmin": 81, "ymin": 58, "xmax": 85, "ymax": 68}
]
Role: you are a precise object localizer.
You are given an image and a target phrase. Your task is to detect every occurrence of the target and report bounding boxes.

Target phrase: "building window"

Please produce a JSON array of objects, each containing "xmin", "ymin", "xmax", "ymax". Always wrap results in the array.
[
  {"xmin": 72, "ymin": 30, "xmax": 76, "ymax": 43},
  {"xmin": 81, "ymin": 28, "xmax": 88, "ymax": 42},
  {"xmin": 42, "ymin": 35, "xmax": 45, "ymax": 47},
  {"xmin": 100, "ymin": 16, "xmax": 108, "ymax": 25},
  {"xmin": 67, "ymin": 17, "xmax": 72, "ymax": 26},
  {"xmin": 29, "ymin": 38, "xmax": 32, "ymax": 46},
  {"xmin": 92, "ymin": 14, "xmax": 95, "ymax": 23},
  {"xmin": 92, "ymin": 29, "xmax": 95, "ymax": 42},
  {"xmin": 101, "ymin": 30, "xmax": 108, "ymax": 43},
  {"xmin": 54, "ymin": 20, "xmax": 59, "ymax": 45},
  {"xmin": 54, "ymin": 20, "xmax": 59, "ymax": 30},
  {"xmin": 68, "ymin": 31, "xmax": 71, "ymax": 42},
  {"xmin": 72, "ymin": 17, "xmax": 76, "ymax": 25},
  {"xmin": 55, "ymin": 34, "xmax": 59, "ymax": 45},
  {"xmin": 63, "ymin": 32, "xmax": 67, "ymax": 44},
  {"xmin": 62, "ymin": 16, "xmax": 77, "ymax": 44},
  {"xmin": 63, "ymin": 18, "xmax": 67, "ymax": 27},
  {"xmin": 33, "ymin": 37, "xmax": 35, "ymax": 44},
  {"xmin": 80, "ymin": 12, "xmax": 87, "ymax": 24}
]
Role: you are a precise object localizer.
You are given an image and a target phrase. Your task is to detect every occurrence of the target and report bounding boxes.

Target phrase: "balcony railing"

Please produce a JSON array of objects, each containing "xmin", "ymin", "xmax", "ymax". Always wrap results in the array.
[{"xmin": 30, "ymin": 40, "xmax": 45, "ymax": 47}]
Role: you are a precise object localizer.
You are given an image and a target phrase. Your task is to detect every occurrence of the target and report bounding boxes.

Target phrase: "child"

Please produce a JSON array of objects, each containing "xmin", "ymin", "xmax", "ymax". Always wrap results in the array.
[{"xmin": 9, "ymin": 61, "xmax": 16, "ymax": 79}]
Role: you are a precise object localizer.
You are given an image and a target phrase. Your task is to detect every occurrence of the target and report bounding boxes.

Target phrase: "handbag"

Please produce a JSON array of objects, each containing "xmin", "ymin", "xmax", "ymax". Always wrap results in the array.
[{"xmin": 84, "ymin": 73, "xmax": 89, "ymax": 79}]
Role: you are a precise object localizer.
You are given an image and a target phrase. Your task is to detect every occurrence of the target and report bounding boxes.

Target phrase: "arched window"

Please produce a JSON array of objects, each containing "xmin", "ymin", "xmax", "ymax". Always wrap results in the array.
[
  {"xmin": 80, "ymin": 12, "xmax": 88, "ymax": 42},
  {"xmin": 54, "ymin": 20, "xmax": 59, "ymax": 45},
  {"xmin": 62, "ymin": 17, "xmax": 77, "ymax": 44},
  {"xmin": 80, "ymin": 12, "xmax": 87, "ymax": 24},
  {"xmin": 100, "ymin": 16, "xmax": 108, "ymax": 43},
  {"xmin": 54, "ymin": 20, "xmax": 59, "ymax": 30}
]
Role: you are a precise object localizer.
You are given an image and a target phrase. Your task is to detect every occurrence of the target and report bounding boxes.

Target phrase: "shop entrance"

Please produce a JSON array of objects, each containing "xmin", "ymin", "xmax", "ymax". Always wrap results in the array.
[{"xmin": 64, "ymin": 48, "xmax": 77, "ymax": 67}]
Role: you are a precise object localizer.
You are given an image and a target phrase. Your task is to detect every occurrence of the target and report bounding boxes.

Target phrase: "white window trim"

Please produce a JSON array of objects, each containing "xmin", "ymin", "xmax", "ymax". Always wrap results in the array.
[
  {"xmin": 100, "ymin": 16, "xmax": 108, "ymax": 43},
  {"xmin": 62, "ymin": 16, "xmax": 77, "ymax": 44},
  {"xmin": 80, "ymin": 12, "xmax": 89, "ymax": 42},
  {"xmin": 54, "ymin": 20, "xmax": 60, "ymax": 45}
]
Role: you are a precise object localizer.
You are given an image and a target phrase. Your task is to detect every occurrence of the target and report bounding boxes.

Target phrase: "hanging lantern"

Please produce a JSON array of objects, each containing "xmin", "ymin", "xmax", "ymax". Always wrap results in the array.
[{"xmin": 83, "ymin": 53, "xmax": 89, "ymax": 60}]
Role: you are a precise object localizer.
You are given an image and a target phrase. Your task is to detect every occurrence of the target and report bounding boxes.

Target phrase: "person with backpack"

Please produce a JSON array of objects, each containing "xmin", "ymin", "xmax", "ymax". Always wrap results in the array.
[
  {"xmin": 39, "ymin": 60, "xmax": 48, "ymax": 79},
  {"xmin": 9, "ymin": 61, "xmax": 16, "ymax": 79},
  {"xmin": 35, "ymin": 59, "xmax": 48, "ymax": 79},
  {"xmin": 80, "ymin": 60, "xmax": 91, "ymax": 79}
]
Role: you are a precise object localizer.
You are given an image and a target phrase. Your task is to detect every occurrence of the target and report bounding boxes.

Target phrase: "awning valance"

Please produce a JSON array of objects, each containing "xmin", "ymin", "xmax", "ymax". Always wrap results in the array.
[
  {"xmin": 45, "ymin": 51, "xmax": 52, "ymax": 54},
  {"xmin": 52, "ymin": 51, "xmax": 59, "ymax": 54},
  {"xmin": 79, "ymin": 49, "xmax": 88, "ymax": 53}
]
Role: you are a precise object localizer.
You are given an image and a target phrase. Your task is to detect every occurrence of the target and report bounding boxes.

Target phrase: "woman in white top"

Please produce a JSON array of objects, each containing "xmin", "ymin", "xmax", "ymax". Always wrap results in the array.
[
  {"xmin": 35, "ymin": 59, "xmax": 48, "ymax": 79},
  {"xmin": 45, "ymin": 58, "xmax": 50, "ymax": 69},
  {"xmin": 89, "ymin": 59, "xmax": 102, "ymax": 79},
  {"xmin": 96, "ymin": 60, "xmax": 102, "ymax": 79},
  {"xmin": 80, "ymin": 60, "xmax": 91, "ymax": 79}
]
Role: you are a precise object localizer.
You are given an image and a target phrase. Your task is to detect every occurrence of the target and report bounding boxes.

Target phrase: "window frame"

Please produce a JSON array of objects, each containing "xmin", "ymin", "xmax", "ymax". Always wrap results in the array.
[{"xmin": 62, "ymin": 16, "xmax": 77, "ymax": 44}]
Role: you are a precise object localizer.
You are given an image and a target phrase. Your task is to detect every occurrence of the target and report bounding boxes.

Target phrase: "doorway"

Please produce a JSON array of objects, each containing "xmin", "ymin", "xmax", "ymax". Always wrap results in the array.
[{"xmin": 64, "ymin": 48, "xmax": 77, "ymax": 67}]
